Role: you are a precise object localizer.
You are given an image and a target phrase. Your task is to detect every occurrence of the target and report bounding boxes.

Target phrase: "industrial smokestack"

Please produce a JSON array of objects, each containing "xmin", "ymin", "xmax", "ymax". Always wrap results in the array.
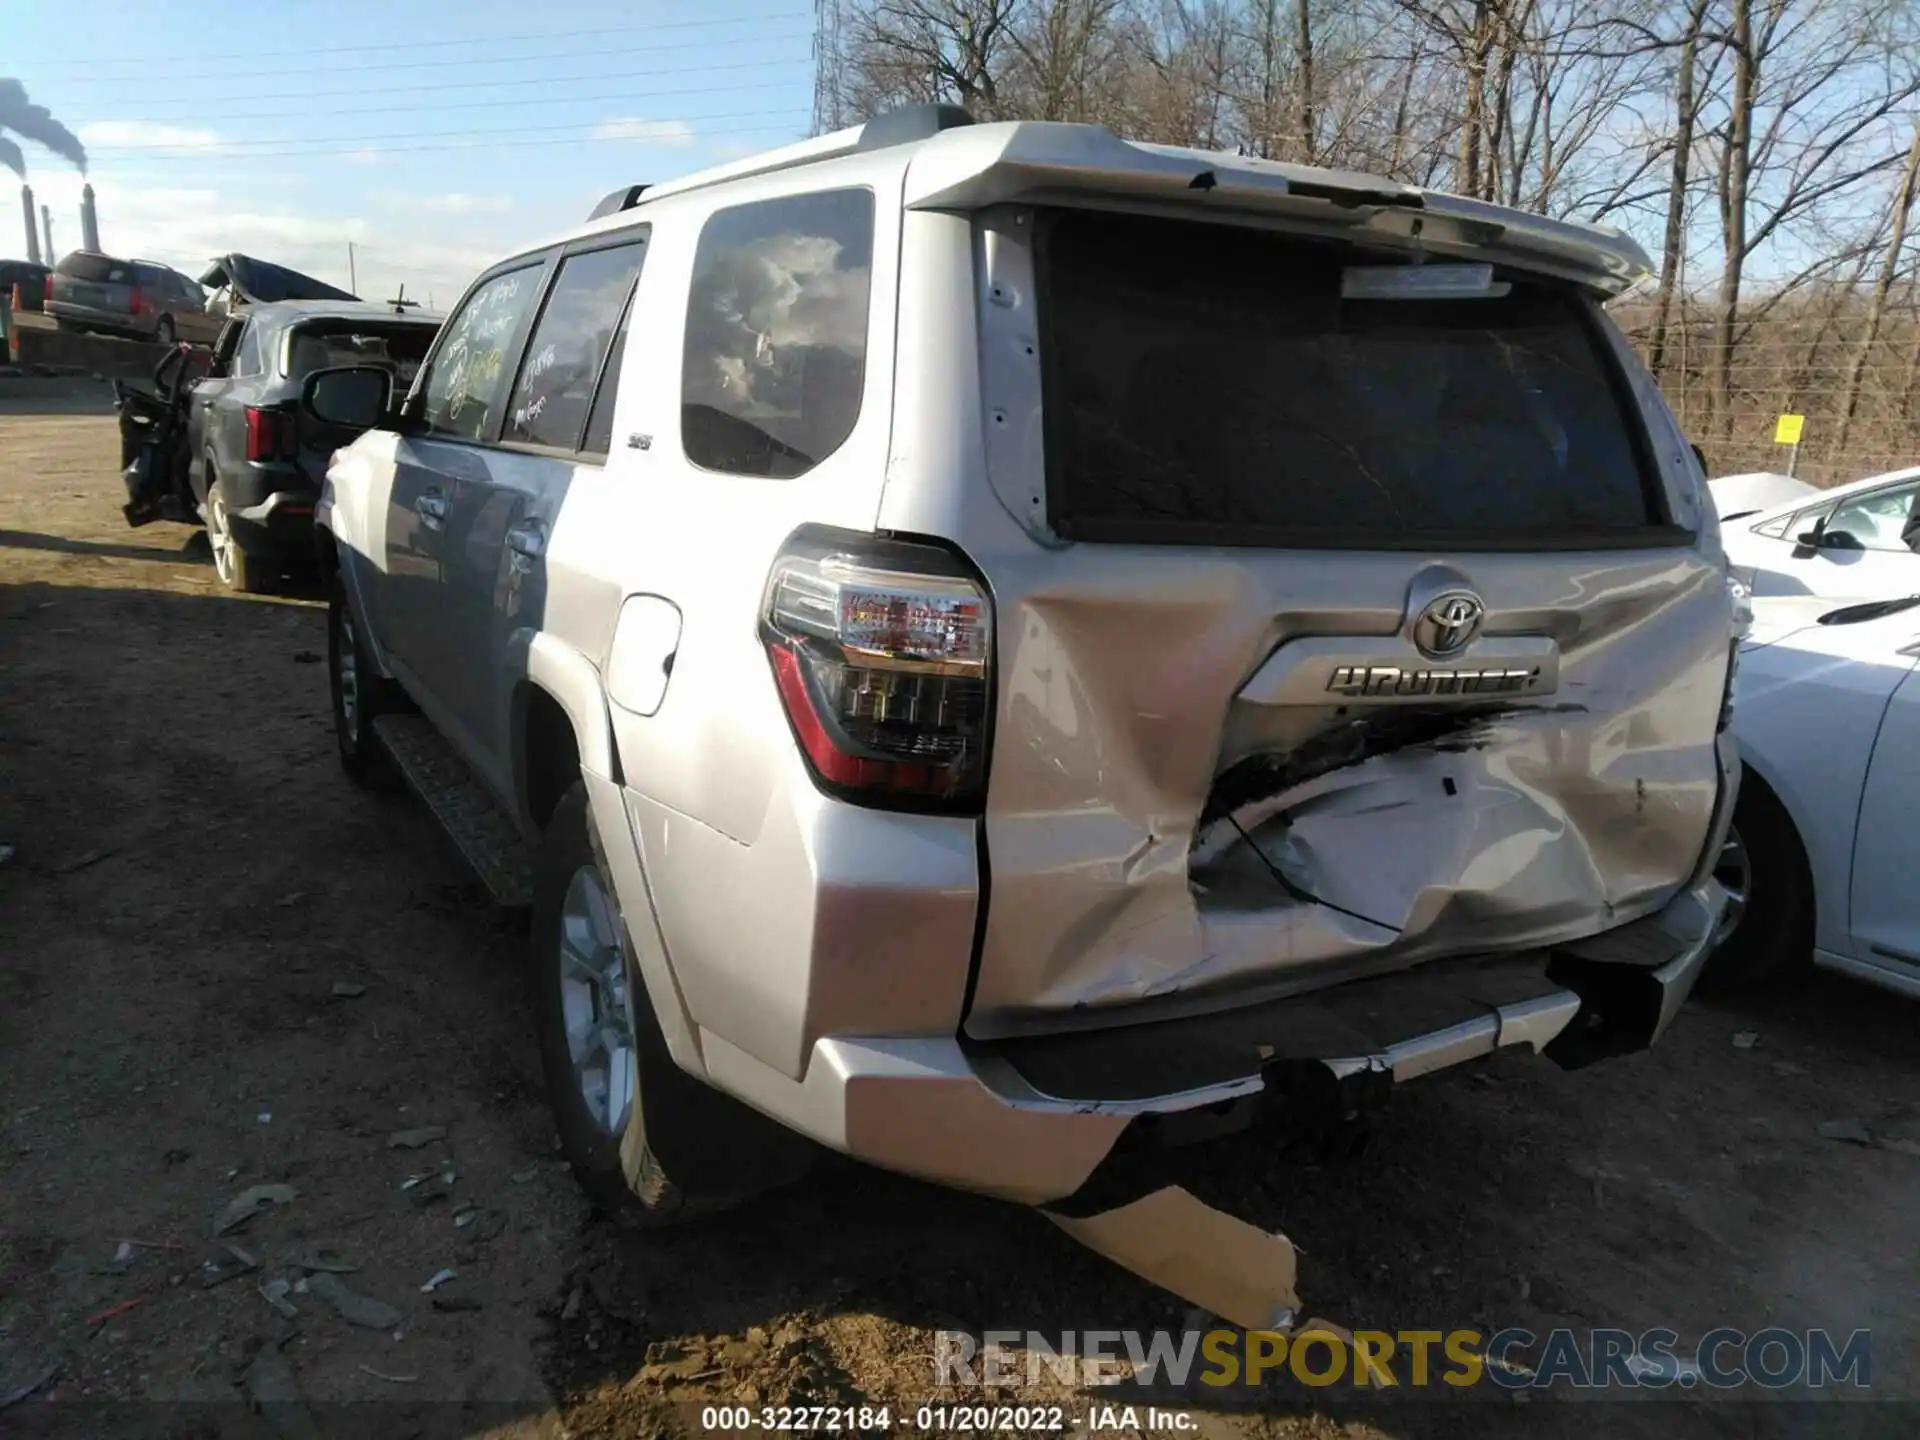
[
  {"xmin": 20, "ymin": 183, "xmax": 37, "ymax": 264},
  {"xmin": 40, "ymin": 203, "xmax": 52, "ymax": 263},
  {"xmin": 80, "ymin": 182, "xmax": 98, "ymax": 252}
]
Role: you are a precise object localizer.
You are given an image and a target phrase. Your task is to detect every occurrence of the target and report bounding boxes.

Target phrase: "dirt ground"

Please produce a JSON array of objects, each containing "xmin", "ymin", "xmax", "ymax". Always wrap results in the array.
[{"xmin": 2, "ymin": 377, "xmax": 1917, "ymax": 1439}]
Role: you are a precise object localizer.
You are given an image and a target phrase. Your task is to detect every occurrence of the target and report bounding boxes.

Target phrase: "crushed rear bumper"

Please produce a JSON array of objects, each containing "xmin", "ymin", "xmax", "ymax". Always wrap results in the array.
[{"xmin": 708, "ymin": 871, "xmax": 1727, "ymax": 1206}]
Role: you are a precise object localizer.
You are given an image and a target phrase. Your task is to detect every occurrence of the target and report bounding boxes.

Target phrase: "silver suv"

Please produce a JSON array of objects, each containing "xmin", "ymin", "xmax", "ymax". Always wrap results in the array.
[{"xmin": 306, "ymin": 106, "xmax": 1739, "ymax": 1222}]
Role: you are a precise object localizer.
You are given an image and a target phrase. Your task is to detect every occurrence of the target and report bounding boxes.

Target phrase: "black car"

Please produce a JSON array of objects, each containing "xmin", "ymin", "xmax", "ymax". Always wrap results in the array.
[{"xmin": 115, "ymin": 299, "xmax": 443, "ymax": 591}]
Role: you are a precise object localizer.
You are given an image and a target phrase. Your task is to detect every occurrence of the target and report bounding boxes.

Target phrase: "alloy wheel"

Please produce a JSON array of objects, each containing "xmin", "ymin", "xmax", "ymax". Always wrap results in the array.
[
  {"xmin": 556, "ymin": 864, "xmax": 638, "ymax": 1136},
  {"xmin": 1711, "ymin": 823, "xmax": 1750, "ymax": 949}
]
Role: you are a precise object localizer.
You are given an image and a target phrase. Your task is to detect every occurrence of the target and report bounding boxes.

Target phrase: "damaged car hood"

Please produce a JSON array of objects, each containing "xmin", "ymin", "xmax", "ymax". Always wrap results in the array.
[{"xmin": 198, "ymin": 254, "xmax": 358, "ymax": 305}]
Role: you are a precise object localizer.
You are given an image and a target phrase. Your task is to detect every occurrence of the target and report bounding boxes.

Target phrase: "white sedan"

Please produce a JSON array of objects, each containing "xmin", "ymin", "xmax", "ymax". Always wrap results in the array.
[
  {"xmin": 1707, "ymin": 592, "xmax": 1920, "ymax": 997},
  {"xmin": 1720, "ymin": 464, "xmax": 1920, "ymax": 600}
]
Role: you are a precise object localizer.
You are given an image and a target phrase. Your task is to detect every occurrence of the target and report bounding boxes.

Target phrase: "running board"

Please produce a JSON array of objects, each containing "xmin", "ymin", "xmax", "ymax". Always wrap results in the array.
[{"xmin": 371, "ymin": 714, "xmax": 534, "ymax": 907}]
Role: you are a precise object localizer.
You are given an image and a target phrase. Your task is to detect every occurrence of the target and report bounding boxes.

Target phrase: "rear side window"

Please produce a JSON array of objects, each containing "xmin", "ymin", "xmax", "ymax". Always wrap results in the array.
[
  {"xmin": 1035, "ymin": 209, "xmax": 1660, "ymax": 545},
  {"xmin": 421, "ymin": 265, "xmax": 543, "ymax": 442},
  {"xmin": 582, "ymin": 295, "xmax": 633, "ymax": 457},
  {"xmin": 233, "ymin": 322, "xmax": 266, "ymax": 378},
  {"xmin": 57, "ymin": 253, "xmax": 129, "ymax": 284},
  {"xmin": 681, "ymin": 188, "xmax": 874, "ymax": 479},
  {"xmin": 286, "ymin": 322, "xmax": 438, "ymax": 388},
  {"xmin": 504, "ymin": 237, "xmax": 645, "ymax": 451}
]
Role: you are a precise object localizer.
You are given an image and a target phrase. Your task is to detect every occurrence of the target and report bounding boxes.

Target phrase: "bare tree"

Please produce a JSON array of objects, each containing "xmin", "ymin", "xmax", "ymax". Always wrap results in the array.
[{"xmin": 1834, "ymin": 122, "xmax": 1920, "ymax": 451}]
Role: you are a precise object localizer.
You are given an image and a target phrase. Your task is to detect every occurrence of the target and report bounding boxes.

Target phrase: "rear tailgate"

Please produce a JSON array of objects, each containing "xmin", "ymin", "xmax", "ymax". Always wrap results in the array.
[{"xmin": 885, "ymin": 183, "xmax": 1731, "ymax": 1041}]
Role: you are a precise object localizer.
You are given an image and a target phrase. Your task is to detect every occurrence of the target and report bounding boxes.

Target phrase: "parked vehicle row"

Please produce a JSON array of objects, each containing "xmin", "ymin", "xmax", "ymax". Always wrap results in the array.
[
  {"xmin": 291, "ymin": 106, "xmax": 1739, "ymax": 1223},
  {"xmin": 111, "ymin": 265, "xmax": 442, "ymax": 591}
]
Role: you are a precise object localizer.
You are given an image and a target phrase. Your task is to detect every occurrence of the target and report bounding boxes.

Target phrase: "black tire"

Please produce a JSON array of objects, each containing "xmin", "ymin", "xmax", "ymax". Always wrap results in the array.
[
  {"xmin": 531, "ymin": 783, "xmax": 811, "ymax": 1226},
  {"xmin": 204, "ymin": 477, "xmax": 259, "ymax": 593},
  {"xmin": 154, "ymin": 314, "xmax": 176, "ymax": 347},
  {"xmin": 1697, "ymin": 777, "xmax": 1814, "ymax": 994},
  {"xmin": 327, "ymin": 571, "xmax": 401, "ymax": 790}
]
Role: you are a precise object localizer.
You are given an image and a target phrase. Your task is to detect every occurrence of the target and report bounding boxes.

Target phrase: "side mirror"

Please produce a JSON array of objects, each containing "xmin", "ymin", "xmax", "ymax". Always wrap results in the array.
[
  {"xmin": 301, "ymin": 365, "xmax": 392, "ymax": 431},
  {"xmin": 1794, "ymin": 530, "xmax": 1823, "ymax": 549}
]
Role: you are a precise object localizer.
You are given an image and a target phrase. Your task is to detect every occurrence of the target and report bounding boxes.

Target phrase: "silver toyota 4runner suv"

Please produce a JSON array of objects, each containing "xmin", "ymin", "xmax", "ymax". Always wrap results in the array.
[{"xmin": 305, "ymin": 104, "xmax": 1739, "ymax": 1223}]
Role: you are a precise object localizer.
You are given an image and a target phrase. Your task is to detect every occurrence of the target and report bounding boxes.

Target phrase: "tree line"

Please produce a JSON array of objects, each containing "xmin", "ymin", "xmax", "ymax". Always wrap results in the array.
[{"xmin": 820, "ymin": 0, "xmax": 1920, "ymax": 480}]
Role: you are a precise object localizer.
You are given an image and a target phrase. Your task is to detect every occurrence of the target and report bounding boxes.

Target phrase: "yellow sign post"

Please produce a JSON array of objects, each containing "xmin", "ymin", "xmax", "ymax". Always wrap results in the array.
[{"xmin": 1774, "ymin": 414, "xmax": 1805, "ymax": 476}]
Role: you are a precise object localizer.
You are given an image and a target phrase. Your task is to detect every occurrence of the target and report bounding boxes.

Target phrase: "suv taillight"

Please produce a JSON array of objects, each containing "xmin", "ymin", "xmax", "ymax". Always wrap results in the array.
[
  {"xmin": 245, "ymin": 406, "xmax": 296, "ymax": 462},
  {"xmin": 761, "ymin": 526, "xmax": 992, "ymax": 811},
  {"xmin": 43, "ymin": 274, "xmax": 53, "ymax": 304},
  {"xmin": 129, "ymin": 285, "xmax": 144, "ymax": 315}
]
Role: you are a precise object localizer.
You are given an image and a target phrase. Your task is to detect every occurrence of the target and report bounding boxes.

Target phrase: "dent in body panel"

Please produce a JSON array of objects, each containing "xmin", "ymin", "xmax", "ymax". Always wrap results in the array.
[{"xmin": 966, "ymin": 550, "xmax": 1732, "ymax": 1035}]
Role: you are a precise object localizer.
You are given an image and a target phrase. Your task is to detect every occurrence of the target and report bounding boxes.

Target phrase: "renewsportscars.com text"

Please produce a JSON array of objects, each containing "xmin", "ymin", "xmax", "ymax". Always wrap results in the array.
[{"xmin": 934, "ymin": 1327, "xmax": 1871, "ymax": 1391}]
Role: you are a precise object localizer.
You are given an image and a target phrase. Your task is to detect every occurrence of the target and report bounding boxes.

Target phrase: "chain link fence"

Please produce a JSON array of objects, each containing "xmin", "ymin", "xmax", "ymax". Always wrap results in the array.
[{"xmin": 1612, "ymin": 291, "xmax": 1920, "ymax": 488}]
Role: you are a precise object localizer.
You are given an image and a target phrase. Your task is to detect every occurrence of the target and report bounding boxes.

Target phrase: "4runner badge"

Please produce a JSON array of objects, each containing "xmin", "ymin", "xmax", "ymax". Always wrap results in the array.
[{"xmin": 1326, "ymin": 665, "xmax": 1543, "ymax": 698}]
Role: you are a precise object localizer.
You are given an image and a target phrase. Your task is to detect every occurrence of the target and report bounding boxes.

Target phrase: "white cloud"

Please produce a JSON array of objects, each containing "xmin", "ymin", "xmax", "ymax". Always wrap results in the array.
[
  {"xmin": 77, "ymin": 121, "xmax": 224, "ymax": 153},
  {"xmin": 414, "ymin": 193, "xmax": 515, "ymax": 216},
  {"xmin": 343, "ymin": 148, "xmax": 383, "ymax": 167},
  {"xmin": 589, "ymin": 118, "xmax": 696, "ymax": 148}
]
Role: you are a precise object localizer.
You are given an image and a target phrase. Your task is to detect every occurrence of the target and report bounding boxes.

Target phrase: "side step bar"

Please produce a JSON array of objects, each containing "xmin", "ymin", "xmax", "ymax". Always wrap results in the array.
[{"xmin": 371, "ymin": 714, "xmax": 535, "ymax": 907}]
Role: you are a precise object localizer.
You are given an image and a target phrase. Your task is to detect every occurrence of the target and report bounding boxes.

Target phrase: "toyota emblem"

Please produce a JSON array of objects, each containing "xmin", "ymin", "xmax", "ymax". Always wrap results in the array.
[{"xmin": 1413, "ymin": 592, "xmax": 1485, "ymax": 658}]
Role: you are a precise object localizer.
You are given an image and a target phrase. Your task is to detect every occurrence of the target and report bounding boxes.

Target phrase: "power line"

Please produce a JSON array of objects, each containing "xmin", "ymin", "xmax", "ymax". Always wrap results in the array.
[
  {"xmin": 74, "ymin": 75, "xmax": 810, "ymax": 129},
  {"xmin": 77, "ymin": 118, "xmax": 808, "ymax": 165},
  {"xmin": 83, "ymin": 108, "xmax": 807, "ymax": 155},
  {"xmin": 28, "ymin": 10, "xmax": 814, "ymax": 77},
  {"xmin": 70, "ymin": 54, "xmax": 809, "ymax": 111}
]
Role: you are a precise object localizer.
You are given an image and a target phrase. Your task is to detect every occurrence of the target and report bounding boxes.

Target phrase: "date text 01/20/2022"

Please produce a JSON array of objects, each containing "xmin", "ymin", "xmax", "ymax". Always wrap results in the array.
[{"xmin": 698, "ymin": 1405, "xmax": 1177, "ymax": 1431}]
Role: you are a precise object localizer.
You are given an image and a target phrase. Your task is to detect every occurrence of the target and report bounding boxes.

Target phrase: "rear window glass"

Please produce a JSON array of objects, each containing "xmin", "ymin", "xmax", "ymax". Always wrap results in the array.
[
  {"xmin": 285, "ymin": 322, "xmax": 439, "ymax": 389},
  {"xmin": 57, "ymin": 253, "xmax": 129, "ymax": 284},
  {"xmin": 681, "ymin": 188, "xmax": 874, "ymax": 479},
  {"xmin": 1035, "ymin": 209, "xmax": 1659, "ymax": 543}
]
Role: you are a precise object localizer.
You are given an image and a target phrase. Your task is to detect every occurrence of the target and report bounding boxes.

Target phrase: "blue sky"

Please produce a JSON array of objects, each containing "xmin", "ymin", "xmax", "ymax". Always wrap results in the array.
[{"xmin": 6, "ymin": 0, "xmax": 818, "ymax": 305}]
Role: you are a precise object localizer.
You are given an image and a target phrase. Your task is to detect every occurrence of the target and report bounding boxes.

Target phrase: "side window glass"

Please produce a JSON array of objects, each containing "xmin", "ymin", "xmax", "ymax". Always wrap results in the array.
[
  {"xmin": 504, "ymin": 238, "xmax": 645, "ymax": 450},
  {"xmin": 1823, "ymin": 484, "xmax": 1919, "ymax": 552},
  {"xmin": 1751, "ymin": 514, "xmax": 1791, "ymax": 539},
  {"xmin": 233, "ymin": 324, "xmax": 264, "ymax": 378},
  {"xmin": 1794, "ymin": 502, "xmax": 1836, "ymax": 540},
  {"xmin": 681, "ymin": 188, "xmax": 874, "ymax": 478},
  {"xmin": 582, "ymin": 296, "xmax": 633, "ymax": 457},
  {"xmin": 422, "ymin": 265, "xmax": 543, "ymax": 442}
]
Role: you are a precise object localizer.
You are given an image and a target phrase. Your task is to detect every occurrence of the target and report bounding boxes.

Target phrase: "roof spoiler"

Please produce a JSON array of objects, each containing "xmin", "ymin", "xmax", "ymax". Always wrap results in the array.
[{"xmin": 588, "ymin": 184, "xmax": 650, "ymax": 221}]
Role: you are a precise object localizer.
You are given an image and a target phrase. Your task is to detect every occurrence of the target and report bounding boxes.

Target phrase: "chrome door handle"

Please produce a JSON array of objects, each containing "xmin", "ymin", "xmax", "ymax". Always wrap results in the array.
[{"xmin": 416, "ymin": 488, "xmax": 448, "ymax": 530}]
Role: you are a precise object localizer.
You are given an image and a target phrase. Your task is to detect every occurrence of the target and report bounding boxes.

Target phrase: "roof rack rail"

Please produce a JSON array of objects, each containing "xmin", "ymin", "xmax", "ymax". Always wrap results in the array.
[
  {"xmin": 857, "ymin": 103, "xmax": 976, "ymax": 152},
  {"xmin": 588, "ymin": 184, "xmax": 650, "ymax": 221}
]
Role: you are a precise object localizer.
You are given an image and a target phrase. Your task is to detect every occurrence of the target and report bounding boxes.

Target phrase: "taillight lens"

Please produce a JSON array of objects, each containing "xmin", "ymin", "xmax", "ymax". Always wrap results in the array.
[
  {"xmin": 129, "ymin": 285, "xmax": 144, "ymax": 315},
  {"xmin": 761, "ymin": 526, "xmax": 992, "ymax": 811},
  {"xmin": 43, "ymin": 274, "xmax": 53, "ymax": 304},
  {"xmin": 244, "ymin": 406, "xmax": 297, "ymax": 462}
]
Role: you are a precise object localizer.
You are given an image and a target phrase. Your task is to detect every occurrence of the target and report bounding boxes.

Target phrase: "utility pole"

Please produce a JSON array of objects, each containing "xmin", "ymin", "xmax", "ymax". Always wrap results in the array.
[{"xmin": 347, "ymin": 241, "xmax": 358, "ymax": 295}]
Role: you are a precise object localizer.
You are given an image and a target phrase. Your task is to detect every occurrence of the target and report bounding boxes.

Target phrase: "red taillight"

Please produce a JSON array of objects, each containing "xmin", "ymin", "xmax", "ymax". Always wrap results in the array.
[
  {"xmin": 129, "ymin": 285, "xmax": 144, "ymax": 315},
  {"xmin": 43, "ymin": 274, "xmax": 53, "ymax": 304},
  {"xmin": 761, "ymin": 526, "xmax": 992, "ymax": 811},
  {"xmin": 244, "ymin": 406, "xmax": 297, "ymax": 462}
]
